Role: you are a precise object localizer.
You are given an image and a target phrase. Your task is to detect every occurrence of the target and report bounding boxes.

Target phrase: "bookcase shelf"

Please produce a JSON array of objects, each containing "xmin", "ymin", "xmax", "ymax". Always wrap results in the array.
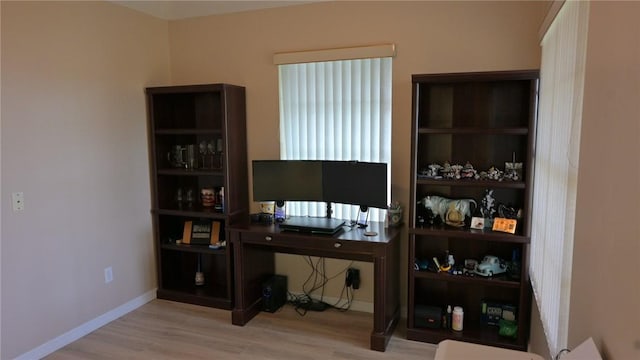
[
  {"xmin": 146, "ymin": 83, "xmax": 247, "ymax": 310},
  {"xmin": 407, "ymin": 70, "xmax": 538, "ymax": 351}
]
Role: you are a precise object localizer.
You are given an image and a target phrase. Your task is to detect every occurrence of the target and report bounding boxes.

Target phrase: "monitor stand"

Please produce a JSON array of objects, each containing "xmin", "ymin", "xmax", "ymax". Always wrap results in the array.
[
  {"xmin": 274, "ymin": 200, "xmax": 286, "ymax": 222},
  {"xmin": 356, "ymin": 205, "xmax": 369, "ymax": 228}
]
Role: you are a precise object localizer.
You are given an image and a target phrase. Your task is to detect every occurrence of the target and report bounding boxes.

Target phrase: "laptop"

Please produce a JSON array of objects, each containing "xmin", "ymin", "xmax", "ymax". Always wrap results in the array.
[{"xmin": 279, "ymin": 216, "xmax": 345, "ymax": 235}]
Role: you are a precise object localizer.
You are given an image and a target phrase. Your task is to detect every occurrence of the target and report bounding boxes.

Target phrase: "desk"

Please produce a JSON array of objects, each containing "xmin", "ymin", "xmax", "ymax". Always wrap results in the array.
[{"xmin": 229, "ymin": 222, "xmax": 401, "ymax": 351}]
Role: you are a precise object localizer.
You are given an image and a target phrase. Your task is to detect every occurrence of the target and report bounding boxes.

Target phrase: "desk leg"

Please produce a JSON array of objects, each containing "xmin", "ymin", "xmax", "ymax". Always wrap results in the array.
[
  {"xmin": 231, "ymin": 237, "xmax": 275, "ymax": 326},
  {"xmin": 370, "ymin": 241, "xmax": 400, "ymax": 351}
]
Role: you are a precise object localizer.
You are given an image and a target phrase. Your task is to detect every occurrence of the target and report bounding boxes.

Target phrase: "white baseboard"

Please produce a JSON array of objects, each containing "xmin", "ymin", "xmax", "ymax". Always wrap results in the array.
[{"xmin": 16, "ymin": 289, "xmax": 156, "ymax": 360}]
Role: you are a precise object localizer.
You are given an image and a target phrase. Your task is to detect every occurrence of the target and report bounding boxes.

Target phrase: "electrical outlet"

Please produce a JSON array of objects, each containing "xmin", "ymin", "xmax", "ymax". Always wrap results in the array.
[
  {"xmin": 12, "ymin": 192, "xmax": 24, "ymax": 212},
  {"xmin": 104, "ymin": 267, "xmax": 113, "ymax": 284},
  {"xmin": 345, "ymin": 268, "xmax": 360, "ymax": 289}
]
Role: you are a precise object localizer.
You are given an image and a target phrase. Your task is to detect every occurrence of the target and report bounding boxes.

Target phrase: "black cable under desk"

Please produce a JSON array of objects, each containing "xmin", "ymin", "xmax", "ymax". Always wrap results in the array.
[{"xmin": 229, "ymin": 221, "xmax": 401, "ymax": 352}]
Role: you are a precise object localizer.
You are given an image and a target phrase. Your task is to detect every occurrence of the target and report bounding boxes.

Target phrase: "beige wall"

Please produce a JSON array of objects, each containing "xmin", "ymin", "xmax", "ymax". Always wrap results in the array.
[
  {"xmin": 527, "ymin": 2, "xmax": 640, "ymax": 359},
  {"xmin": 568, "ymin": 2, "xmax": 640, "ymax": 359},
  {"xmin": 0, "ymin": 1, "xmax": 170, "ymax": 358},
  {"xmin": 167, "ymin": 0, "xmax": 546, "ymax": 306}
]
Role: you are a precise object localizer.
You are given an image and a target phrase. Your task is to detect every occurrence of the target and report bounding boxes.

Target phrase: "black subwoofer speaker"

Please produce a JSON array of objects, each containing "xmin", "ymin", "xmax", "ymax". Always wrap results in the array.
[
  {"xmin": 262, "ymin": 275, "xmax": 287, "ymax": 312},
  {"xmin": 414, "ymin": 305, "xmax": 443, "ymax": 329}
]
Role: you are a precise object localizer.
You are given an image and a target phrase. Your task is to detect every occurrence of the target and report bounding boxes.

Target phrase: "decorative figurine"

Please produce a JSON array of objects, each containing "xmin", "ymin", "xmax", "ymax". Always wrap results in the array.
[
  {"xmin": 460, "ymin": 161, "xmax": 478, "ymax": 179},
  {"xmin": 486, "ymin": 166, "xmax": 504, "ymax": 181},
  {"xmin": 419, "ymin": 163, "xmax": 443, "ymax": 179},
  {"xmin": 421, "ymin": 163, "xmax": 442, "ymax": 178},
  {"xmin": 450, "ymin": 164, "xmax": 463, "ymax": 179},
  {"xmin": 440, "ymin": 162, "xmax": 450, "ymax": 178},
  {"xmin": 473, "ymin": 255, "xmax": 508, "ymax": 277},
  {"xmin": 414, "ymin": 258, "xmax": 430, "ymax": 271},
  {"xmin": 481, "ymin": 190, "xmax": 496, "ymax": 229},
  {"xmin": 503, "ymin": 163, "xmax": 523, "ymax": 181},
  {"xmin": 504, "ymin": 152, "xmax": 523, "ymax": 181},
  {"xmin": 499, "ymin": 318, "xmax": 518, "ymax": 339},
  {"xmin": 445, "ymin": 203, "xmax": 465, "ymax": 227},
  {"xmin": 416, "ymin": 160, "xmax": 524, "ymax": 183},
  {"xmin": 498, "ymin": 203, "xmax": 521, "ymax": 219},
  {"xmin": 480, "ymin": 189, "xmax": 496, "ymax": 220},
  {"xmin": 464, "ymin": 259, "xmax": 478, "ymax": 273},
  {"xmin": 418, "ymin": 195, "xmax": 477, "ymax": 226},
  {"xmin": 437, "ymin": 252, "xmax": 452, "ymax": 272}
]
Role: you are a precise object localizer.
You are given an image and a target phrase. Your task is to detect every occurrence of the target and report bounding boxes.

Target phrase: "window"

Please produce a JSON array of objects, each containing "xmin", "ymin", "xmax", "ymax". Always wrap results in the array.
[
  {"xmin": 531, "ymin": 1, "xmax": 589, "ymax": 357},
  {"xmin": 278, "ymin": 56, "xmax": 392, "ymax": 222}
]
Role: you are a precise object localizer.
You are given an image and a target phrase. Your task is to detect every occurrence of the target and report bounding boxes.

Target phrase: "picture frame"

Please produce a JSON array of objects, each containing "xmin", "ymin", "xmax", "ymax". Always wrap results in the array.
[
  {"xmin": 470, "ymin": 217, "xmax": 485, "ymax": 230},
  {"xmin": 182, "ymin": 220, "xmax": 221, "ymax": 245},
  {"xmin": 492, "ymin": 217, "xmax": 517, "ymax": 234}
]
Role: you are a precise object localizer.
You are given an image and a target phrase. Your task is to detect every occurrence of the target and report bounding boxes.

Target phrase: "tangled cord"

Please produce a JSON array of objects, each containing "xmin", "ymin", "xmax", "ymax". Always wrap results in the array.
[{"xmin": 287, "ymin": 256, "xmax": 355, "ymax": 316}]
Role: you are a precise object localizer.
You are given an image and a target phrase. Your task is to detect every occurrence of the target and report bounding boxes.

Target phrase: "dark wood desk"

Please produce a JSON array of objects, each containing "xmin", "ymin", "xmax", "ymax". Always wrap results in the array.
[{"xmin": 229, "ymin": 221, "xmax": 401, "ymax": 351}]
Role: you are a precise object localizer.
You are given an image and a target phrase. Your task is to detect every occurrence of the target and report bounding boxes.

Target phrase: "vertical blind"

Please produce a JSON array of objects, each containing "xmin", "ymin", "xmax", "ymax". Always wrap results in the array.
[
  {"xmin": 278, "ymin": 57, "xmax": 392, "ymax": 221},
  {"xmin": 531, "ymin": 1, "xmax": 589, "ymax": 357}
]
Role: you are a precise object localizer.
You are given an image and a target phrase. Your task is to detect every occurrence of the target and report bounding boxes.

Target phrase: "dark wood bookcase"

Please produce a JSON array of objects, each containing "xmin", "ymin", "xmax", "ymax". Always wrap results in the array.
[
  {"xmin": 407, "ymin": 70, "xmax": 538, "ymax": 350},
  {"xmin": 146, "ymin": 84, "xmax": 248, "ymax": 309}
]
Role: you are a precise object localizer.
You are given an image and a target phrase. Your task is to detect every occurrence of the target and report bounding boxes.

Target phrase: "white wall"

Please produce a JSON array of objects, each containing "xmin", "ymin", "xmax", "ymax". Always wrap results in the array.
[{"xmin": 1, "ymin": 2, "xmax": 170, "ymax": 358}]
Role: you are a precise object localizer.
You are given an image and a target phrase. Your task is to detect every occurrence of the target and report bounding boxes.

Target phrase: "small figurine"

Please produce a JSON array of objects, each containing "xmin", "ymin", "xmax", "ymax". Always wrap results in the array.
[
  {"xmin": 460, "ymin": 161, "xmax": 478, "ymax": 179},
  {"xmin": 486, "ymin": 166, "xmax": 504, "ymax": 181},
  {"xmin": 480, "ymin": 189, "xmax": 496, "ymax": 219},
  {"xmin": 424, "ymin": 163, "xmax": 443, "ymax": 178},
  {"xmin": 414, "ymin": 258, "xmax": 429, "ymax": 271},
  {"xmin": 441, "ymin": 162, "xmax": 454, "ymax": 179},
  {"xmin": 504, "ymin": 153, "xmax": 523, "ymax": 181},
  {"xmin": 438, "ymin": 260, "xmax": 452, "ymax": 272},
  {"xmin": 450, "ymin": 164, "xmax": 463, "ymax": 179},
  {"xmin": 445, "ymin": 203, "xmax": 465, "ymax": 227},
  {"xmin": 503, "ymin": 164, "xmax": 522, "ymax": 181},
  {"xmin": 474, "ymin": 255, "xmax": 508, "ymax": 277},
  {"xmin": 419, "ymin": 195, "xmax": 477, "ymax": 225},
  {"xmin": 498, "ymin": 204, "xmax": 521, "ymax": 219},
  {"xmin": 451, "ymin": 265, "xmax": 464, "ymax": 275}
]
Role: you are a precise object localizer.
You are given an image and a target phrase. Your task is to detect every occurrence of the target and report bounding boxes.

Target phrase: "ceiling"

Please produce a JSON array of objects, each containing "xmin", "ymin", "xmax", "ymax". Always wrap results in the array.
[{"xmin": 111, "ymin": 1, "xmax": 319, "ymax": 20}]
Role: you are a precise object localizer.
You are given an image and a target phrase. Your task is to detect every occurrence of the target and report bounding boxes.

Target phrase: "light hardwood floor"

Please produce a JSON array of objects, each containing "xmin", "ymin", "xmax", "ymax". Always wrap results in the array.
[{"xmin": 46, "ymin": 299, "xmax": 437, "ymax": 359}]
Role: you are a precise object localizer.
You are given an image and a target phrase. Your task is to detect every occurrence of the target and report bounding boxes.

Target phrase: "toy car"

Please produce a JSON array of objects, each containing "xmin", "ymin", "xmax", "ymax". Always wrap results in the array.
[{"xmin": 474, "ymin": 255, "xmax": 508, "ymax": 277}]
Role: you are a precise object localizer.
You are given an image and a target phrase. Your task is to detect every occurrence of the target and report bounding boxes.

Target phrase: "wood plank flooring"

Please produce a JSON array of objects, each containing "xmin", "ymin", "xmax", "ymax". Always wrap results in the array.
[{"xmin": 45, "ymin": 299, "xmax": 437, "ymax": 359}]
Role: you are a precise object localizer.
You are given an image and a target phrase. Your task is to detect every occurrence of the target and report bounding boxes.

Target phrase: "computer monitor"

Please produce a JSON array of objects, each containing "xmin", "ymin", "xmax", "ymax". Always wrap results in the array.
[
  {"xmin": 322, "ymin": 161, "xmax": 388, "ymax": 209},
  {"xmin": 252, "ymin": 160, "xmax": 388, "ymax": 209},
  {"xmin": 252, "ymin": 160, "xmax": 324, "ymax": 203}
]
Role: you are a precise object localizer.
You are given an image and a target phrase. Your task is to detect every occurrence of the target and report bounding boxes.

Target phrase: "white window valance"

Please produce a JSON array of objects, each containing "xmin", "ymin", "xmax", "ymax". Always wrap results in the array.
[{"xmin": 273, "ymin": 43, "xmax": 396, "ymax": 65}]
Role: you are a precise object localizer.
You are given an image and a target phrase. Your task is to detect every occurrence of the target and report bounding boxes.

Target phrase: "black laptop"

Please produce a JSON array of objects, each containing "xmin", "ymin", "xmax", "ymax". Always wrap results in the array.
[{"xmin": 279, "ymin": 216, "xmax": 345, "ymax": 235}]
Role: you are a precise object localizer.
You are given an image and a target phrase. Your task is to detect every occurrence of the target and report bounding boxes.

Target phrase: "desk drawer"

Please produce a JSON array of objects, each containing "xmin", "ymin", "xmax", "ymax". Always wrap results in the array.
[{"xmin": 238, "ymin": 231, "xmax": 375, "ymax": 257}]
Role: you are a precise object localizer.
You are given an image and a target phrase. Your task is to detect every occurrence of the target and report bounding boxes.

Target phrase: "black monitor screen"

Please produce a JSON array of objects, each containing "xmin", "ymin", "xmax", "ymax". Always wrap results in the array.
[
  {"xmin": 252, "ymin": 160, "xmax": 388, "ymax": 209},
  {"xmin": 252, "ymin": 160, "xmax": 323, "ymax": 202},
  {"xmin": 323, "ymin": 161, "xmax": 388, "ymax": 209}
]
